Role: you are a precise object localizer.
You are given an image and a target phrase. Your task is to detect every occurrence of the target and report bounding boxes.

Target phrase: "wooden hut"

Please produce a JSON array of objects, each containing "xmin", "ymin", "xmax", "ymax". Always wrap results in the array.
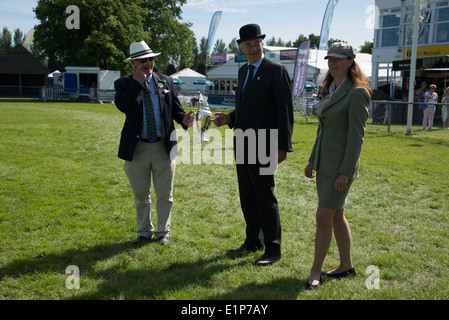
[{"xmin": 0, "ymin": 44, "xmax": 48, "ymax": 97}]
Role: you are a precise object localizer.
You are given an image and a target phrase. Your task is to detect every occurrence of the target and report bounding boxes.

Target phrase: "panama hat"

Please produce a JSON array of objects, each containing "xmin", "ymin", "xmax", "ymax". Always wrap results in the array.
[
  {"xmin": 237, "ymin": 24, "xmax": 266, "ymax": 44},
  {"xmin": 324, "ymin": 42, "xmax": 356, "ymax": 59},
  {"xmin": 124, "ymin": 41, "xmax": 161, "ymax": 61}
]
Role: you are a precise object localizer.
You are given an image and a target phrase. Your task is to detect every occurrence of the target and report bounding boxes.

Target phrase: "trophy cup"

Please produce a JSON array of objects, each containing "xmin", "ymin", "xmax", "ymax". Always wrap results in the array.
[{"xmin": 194, "ymin": 105, "xmax": 215, "ymax": 142}]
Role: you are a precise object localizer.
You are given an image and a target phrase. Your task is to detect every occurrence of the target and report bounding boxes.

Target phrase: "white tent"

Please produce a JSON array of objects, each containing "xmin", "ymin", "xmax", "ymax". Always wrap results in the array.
[{"xmin": 171, "ymin": 68, "xmax": 207, "ymax": 92}]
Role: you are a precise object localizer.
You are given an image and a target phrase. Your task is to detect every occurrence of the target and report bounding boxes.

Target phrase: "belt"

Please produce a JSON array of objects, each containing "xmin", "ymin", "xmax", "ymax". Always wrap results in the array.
[{"xmin": 140, "ymin": 137, "xmax": 163, "ymax": 143}]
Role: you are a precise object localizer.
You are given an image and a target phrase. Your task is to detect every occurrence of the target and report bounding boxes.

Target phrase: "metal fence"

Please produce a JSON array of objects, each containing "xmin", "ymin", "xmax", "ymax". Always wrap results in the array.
[
  {"xmin": 0, "ymin": 85, "xmax": 42, "ymax": 98},
  {"xmin": 292, "ymin": 98, "xmax": 447, "ymax": 132},
  {"xmin": 40, "ymin": 86, "xmax": 116, "ymax": 103},
  {"xmin": 371, "ymin": 100, "xmax": 445, "ymax": 132}
]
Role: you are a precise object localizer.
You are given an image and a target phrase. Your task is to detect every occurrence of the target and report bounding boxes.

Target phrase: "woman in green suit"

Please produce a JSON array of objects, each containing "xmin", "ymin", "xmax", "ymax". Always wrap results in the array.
[{"xmin": 304, "ymin": 42, "xmax": 372, "ymax": 289}]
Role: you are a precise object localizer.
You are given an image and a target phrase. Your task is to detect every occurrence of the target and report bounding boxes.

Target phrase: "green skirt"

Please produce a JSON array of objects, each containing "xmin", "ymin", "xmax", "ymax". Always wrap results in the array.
[{"xmin": 316, "ymin": 172, "xmax": 354, "ymax": 210}]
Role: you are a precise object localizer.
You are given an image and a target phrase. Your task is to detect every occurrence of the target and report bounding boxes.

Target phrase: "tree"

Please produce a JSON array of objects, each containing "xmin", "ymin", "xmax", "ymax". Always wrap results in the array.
[
  {"xmin": 308, "ymin": 33, "xmax": 320, "ymax": 48},
  {"xmin": 165, "ymin": 64, "xmax": 176, "ymax": 75},
  {"xmin": 194, "ymin": 37, "xmax": 208, "ymax": 74},
  {"xmin": 141, "ymin": 0, "xmax": 195, "ymax": 71},
  {"xmin": 13, "ymin": 29, "xmax": 25, "ymax": 46},
  {"xmin": 0, "ymin": 27, "xmax": 12, "ymax": 57},
  {"xmin": 34, "ymin": 0, "xmax": 195, "ymax": 74},
  {"xmin": 212, "ymin": 39, "xmax": 226, "ymax": 54},
  {"xmin": 360, "ymin": 41, "xmax": 373, "ymax": 54},
  {"xmin": 293, "ymin": 34, "xmax": 309, "ymax": 47},
  {"xmin": 266, "ymin": 36, "xmax": 285, "ymax": 47},
  {"xmin": 227, "ymin": 38, "xmax": 239, "ymax": 53}
]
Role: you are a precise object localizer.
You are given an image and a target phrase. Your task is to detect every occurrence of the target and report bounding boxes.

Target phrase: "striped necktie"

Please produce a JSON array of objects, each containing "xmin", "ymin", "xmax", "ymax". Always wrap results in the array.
[{"xmin": 143, "ymin": 80, "xmax": 158, "ymax": 142}]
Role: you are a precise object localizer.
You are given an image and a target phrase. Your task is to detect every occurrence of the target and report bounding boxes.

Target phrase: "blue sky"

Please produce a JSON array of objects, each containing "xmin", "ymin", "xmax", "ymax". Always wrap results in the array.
[{"xmin": 0, "ymin": 0, "xmax": 374, "ymax": 49}]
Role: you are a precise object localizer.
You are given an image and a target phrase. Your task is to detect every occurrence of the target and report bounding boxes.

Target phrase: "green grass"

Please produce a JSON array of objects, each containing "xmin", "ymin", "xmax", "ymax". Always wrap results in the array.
[{"xmin": 1, "ymin": 99, "xmax": 448, "ymax": 300}]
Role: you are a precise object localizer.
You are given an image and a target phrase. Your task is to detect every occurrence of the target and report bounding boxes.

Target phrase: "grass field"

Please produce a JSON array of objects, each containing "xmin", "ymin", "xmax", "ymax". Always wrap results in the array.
[{"xmin": 0, "ymin": 99, "xmax": 448, "ymax": 301}]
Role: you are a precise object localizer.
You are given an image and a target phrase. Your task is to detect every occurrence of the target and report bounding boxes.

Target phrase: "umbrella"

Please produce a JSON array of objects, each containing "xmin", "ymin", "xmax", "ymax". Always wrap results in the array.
[
  {"xmin": 305, "ymin": 81, "xmax": 317, "ymax": 89},
  {"xmin": 173, "ymin": 78, "xmax": 185, "ymax": 86},
  {"xmin": 193, "ymin": 79, "xmax": 215, "ymax": 86}
]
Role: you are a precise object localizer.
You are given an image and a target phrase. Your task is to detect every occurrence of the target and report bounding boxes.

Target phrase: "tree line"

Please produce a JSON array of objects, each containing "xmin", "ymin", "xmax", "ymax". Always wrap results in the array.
[{"xmin": 0, "ymin": 0, "xmax": 373, "ymax": 77}]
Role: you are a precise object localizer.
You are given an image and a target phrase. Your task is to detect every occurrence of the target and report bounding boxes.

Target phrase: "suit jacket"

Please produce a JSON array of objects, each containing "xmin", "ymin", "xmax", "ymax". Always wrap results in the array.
[
  {"xmin": 308, "ymin": 80, "xmax": 370, "ymax": 179},
  {"xmin": 114, "ymin": 72, "xmax": 187, "ymax": 161},
  {"xmin": 229, "ymin": 57, "xmax": 294, "ymax": 160}
]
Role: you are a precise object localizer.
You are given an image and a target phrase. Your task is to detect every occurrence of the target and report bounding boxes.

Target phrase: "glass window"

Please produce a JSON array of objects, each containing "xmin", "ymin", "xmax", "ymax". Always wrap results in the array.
[
  {"xmin": 435, "ymin": 22, "xmax": 449, "ymax": 42},
  {"xmin": 377, "ymin": 28, "xmax": 400, "ymax": 47},
  {"xmin": 381, "ymin": 14, "xmax": 401, "ymax": 28},
  {"xmin": 436, "ymin": 7, "xmax": 449, "ymax": 22}
]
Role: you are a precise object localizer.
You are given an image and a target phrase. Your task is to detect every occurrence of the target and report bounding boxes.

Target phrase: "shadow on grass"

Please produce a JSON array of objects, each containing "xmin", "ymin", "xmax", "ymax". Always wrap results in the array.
[{"xmin": 0, "ymin": 241, "xmax": 304, "ymax": 300}]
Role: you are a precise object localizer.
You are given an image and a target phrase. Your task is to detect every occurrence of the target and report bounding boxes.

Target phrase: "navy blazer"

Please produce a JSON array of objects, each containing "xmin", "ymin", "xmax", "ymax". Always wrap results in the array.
[{"xmin": 114, "ymin": 72, "xmax": 187, "ymax": 161}]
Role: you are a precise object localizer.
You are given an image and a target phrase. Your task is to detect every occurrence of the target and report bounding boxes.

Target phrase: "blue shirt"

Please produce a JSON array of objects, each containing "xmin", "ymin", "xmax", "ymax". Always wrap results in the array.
[{"xmin": 142, "ymin": 75, "xmax": 163, "ymax": 138}]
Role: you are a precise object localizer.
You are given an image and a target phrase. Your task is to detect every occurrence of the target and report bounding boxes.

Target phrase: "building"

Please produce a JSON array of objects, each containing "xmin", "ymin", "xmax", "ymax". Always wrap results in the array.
[
  {"xmin": 372, "ymin": 0, "xmax": 449, "ymax": 124},
  {"xmin": 0, "ymin": 44, "xmax": 49, "ymax": 97},
  {"xmin": 372, "ymin": 0, "xmax": 449, "ymax": 97}
]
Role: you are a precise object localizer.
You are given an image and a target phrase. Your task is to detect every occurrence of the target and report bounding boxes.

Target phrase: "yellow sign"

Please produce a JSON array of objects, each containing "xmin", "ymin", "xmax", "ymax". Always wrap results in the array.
[{"xmin": 403, "ymin": 44, "xmax": 449, "ymax": 59}]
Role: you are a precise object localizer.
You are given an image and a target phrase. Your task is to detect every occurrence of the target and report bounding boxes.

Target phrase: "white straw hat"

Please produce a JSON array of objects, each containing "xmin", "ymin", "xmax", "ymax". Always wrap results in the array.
[{"xmin": 124, "ymin": 41, "xmax": 161, "ymax": 61}]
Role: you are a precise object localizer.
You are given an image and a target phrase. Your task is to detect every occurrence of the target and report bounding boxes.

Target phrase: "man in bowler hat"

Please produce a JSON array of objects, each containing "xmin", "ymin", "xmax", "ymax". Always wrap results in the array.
[{"xmin": 213, "ymin": 24, "xmax": 294, "ymax": 265}]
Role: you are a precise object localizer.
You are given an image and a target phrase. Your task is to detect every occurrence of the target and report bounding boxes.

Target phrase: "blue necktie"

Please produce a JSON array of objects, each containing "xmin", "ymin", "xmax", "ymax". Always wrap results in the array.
[
  {"xmin": 143, "ymin": 80, "xmax": 158, "ymax": 142},
  {"xmin": 241, "ymin": 64, "xmax": 255, "ymax": 101}
]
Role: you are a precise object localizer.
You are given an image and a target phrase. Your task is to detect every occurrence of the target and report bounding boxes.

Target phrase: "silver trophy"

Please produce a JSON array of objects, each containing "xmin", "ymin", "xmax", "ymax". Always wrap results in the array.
[{"xmin": 195, "ymin": 105, "xmax": 215, "ymax": 142}]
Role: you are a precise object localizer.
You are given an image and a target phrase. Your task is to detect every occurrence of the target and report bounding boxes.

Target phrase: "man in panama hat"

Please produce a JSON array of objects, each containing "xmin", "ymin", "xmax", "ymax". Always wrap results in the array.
[
  {"xmin": 115, "ymin": 41, "xmax": 194, "ymax": 246},
  {"xmin": 213, "ymin": 24, "xmax": 294, "ymax": 266}
]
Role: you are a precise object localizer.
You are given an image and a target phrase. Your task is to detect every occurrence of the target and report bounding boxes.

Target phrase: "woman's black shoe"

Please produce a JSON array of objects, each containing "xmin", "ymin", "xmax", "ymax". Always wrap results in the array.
[
  {"xmin": 325, "ymin": 267, "xmax": 356, "ymax": 279},
  {"xmin": 306, "ymin": 276, "xmax": 321, "ymax": 290}
]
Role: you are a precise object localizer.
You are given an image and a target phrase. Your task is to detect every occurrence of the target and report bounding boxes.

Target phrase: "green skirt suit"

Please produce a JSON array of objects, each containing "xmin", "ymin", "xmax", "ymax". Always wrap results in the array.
[{"xmin": 309, "ymin": 79, "xmax": 370, "ymax": 210}]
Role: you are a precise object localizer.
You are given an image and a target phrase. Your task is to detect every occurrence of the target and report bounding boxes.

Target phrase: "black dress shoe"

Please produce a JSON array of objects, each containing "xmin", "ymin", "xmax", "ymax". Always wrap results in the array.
[
  {"xmin": 306, "ymin": 276, "xmax": 322, "ymax": 290},
  {"xmin": 254, "ymin": 252, "xmax": 281, "ymax": 266},
  {"xmin": 132, "ymin": 235, "xmax": 151, "ymax": 246},
  {"xmin": 229, "ymin": 243, "xmax": 263, "ymax": 253},
  {"xmin": 325, "ymin": 267, "xmax": 356, "ymax": 279}
]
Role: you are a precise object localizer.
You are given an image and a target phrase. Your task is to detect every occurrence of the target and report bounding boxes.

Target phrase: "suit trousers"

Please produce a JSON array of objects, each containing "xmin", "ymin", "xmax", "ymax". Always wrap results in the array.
[
  {"xmin": 124, "ymin": 140, "xmax": 176, "ymax": 239},
  {"xmin": 236, "ymin": 163, "xmax": 281, "ymax": 254}
]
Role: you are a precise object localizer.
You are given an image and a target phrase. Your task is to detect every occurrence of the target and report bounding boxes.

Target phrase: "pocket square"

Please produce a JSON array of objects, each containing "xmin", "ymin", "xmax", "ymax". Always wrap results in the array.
[{"xmin": 164, "ymin": 89, "xmax": 170, "ymax": 94}]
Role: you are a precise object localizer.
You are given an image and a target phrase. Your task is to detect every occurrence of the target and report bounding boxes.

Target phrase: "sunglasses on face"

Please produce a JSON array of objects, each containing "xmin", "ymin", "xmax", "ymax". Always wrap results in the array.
[{"xmin": 137, "ymin": 57, "xmax": 154, "ymax": 63}]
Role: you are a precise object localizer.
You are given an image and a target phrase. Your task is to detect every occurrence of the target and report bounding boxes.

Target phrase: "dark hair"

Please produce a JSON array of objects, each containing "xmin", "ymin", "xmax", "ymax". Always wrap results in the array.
[{"xmin": 322, "ymin": 59, "xmax": 373, "ymax": 96}]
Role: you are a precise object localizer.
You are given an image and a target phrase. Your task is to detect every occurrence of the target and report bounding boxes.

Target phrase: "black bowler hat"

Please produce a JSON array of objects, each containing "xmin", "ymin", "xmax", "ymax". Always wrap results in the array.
[{"xmin": 237, "ymin": 24, "xmax": 266, "ymax": 44}]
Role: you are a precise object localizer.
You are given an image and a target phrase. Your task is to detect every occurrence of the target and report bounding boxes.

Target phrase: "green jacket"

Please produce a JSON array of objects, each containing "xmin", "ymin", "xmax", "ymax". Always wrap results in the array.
[{"xmin": 309, "ymin": 80, "xmax": 370, "ymax": 179}]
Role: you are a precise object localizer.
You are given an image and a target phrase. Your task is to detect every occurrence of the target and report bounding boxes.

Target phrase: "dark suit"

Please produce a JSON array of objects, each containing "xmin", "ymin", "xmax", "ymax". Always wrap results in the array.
[
  {"xmin": 229, "ymin": 57, "xmax": 293, "ymax": 255},
  {"xmin": 114, "ymin": 72, "xmax": 187, "ymax": 161}
]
